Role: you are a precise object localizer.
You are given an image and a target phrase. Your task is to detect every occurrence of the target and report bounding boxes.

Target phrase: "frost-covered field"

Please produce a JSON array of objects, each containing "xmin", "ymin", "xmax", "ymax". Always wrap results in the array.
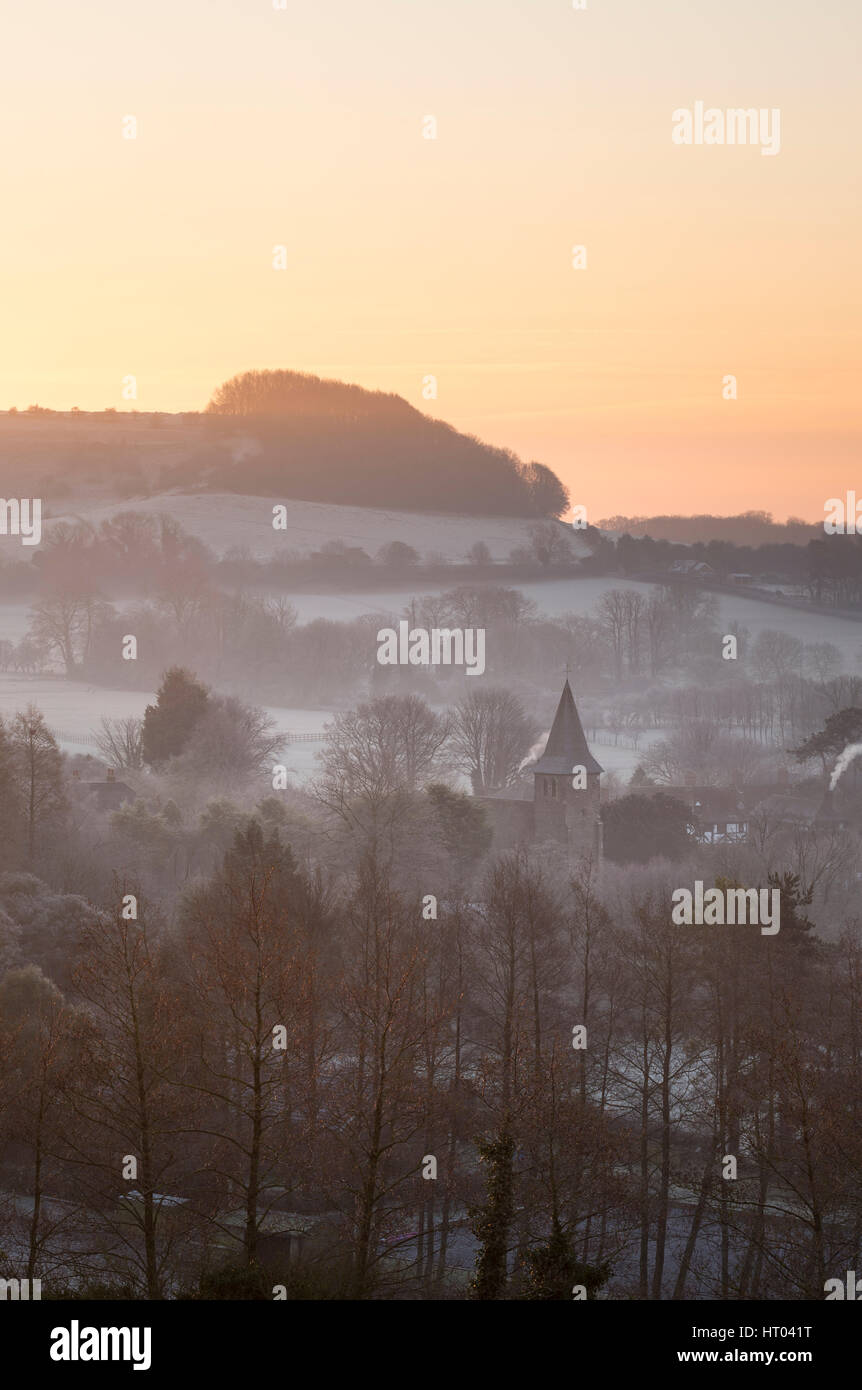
[
  {"xmin": 0, "ymin": 603, "xmax": 31, "ymax": 642},
  {"xmin": 276, "ymin": 577, "xmax": 862, "ymax": 671},
  {"xmin": 35, "ymin": 492, "xmax": 587, "ymax": 566},
  {"xmin": 1, "ymin": 565, "xmax": 859, "ymax": 789},
  {"xmin": 517, "ymin": 577, "xmax": 862, "ymax": 660},
  {"xmin": 0, "ymin": 675, "xmax": 153, "ymax": 748},
  {"xmin": 8, "ymin": 575, "xmax": 857, "ymax": 658},
  {"xmin": 0, "ymin": 672, "xmax": 332, "ymax": 771},
  {"xmin": 0, "ymin": 600, "xmax": 141, "ymax": 645}
]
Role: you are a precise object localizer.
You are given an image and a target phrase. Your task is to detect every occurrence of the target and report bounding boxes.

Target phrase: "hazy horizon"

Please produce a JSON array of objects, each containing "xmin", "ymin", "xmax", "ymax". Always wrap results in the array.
[
  {"xmin": 0, "ymin": 388, "xmax": 842, "ymax": 528},
  {"xmin": 3, "ymin": 0, "xmax": 859, "ymax": 522}
]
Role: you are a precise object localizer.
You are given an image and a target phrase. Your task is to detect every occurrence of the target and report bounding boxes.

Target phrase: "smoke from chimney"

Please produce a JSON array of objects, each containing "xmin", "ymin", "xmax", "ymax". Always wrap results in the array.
[
  {"xmin": 829, "ymin": 742, "xmax": 862, "ymax": 792},
  {"xmin": 519, "ymin": 731, "xmax": 549, "ymax": 772}
]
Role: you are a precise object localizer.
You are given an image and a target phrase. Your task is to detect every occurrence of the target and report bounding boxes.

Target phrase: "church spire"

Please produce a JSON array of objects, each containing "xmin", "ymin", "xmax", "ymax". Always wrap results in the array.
[{"xmin": 531, "ymin": 680, "xmax": 603, "ymax": 776}]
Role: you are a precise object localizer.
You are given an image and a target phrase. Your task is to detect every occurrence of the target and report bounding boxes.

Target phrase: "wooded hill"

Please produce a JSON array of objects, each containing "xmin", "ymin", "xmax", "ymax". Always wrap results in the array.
[{"xmin": 0, "ymin": 369, "xmax": 570, "ymax": 519}]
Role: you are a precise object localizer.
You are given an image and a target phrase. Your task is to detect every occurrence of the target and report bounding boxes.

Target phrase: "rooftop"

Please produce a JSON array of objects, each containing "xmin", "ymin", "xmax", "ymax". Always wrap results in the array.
[{"xmin": 531, "ymin": 680, "xmax": 603, "ymax": 777}]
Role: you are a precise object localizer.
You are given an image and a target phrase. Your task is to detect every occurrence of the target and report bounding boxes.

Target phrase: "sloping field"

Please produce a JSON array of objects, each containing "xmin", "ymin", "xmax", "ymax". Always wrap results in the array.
[{"xmin": 40, "ymin": 492, "xmax": 585, "ymax": 565}]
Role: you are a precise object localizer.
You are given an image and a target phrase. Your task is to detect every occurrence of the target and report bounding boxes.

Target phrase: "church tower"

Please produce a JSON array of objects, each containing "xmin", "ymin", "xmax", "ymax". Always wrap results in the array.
[{"xmin": 531, "ymin": 680, "xmax": 603, "ymax": 857}]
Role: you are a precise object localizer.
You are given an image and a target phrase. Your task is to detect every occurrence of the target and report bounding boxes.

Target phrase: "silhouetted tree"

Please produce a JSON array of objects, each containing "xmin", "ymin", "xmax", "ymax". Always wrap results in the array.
[
  {"xmin": 602, "ymin": 793, "xmax": 694, "ymax": 864},
  {"xmin": 142, "ymin": 668, "xmax": 209, "ymax": 766},
  {"xmin": 792, "ymin": 708, "xmax": 862, "ymax": 770},
  {"xmin": 10, "ymin": 708, "xmax": 66, "ymax": 862},
  {"xmin": 451, "ymin": 688, "xmax": 536, "ymax": 793}
]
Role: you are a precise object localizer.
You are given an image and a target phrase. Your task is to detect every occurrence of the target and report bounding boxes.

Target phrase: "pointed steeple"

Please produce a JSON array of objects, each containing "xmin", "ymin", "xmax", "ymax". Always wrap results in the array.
[{"xmin": 531, "ymin": 680, "xmax": 603, "ymax": 776}]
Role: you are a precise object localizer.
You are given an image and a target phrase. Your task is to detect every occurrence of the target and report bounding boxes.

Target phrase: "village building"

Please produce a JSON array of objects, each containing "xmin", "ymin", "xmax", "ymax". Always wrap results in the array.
[
  {"xmin": 477, "ymin": 680, "xmax": 849, "ymax": 859},
  {"xmin": 478, "ymin": 679, "xmax": 604, "ymax": 860},
  {"xmin": 70, "ymin": 766, "xmax": 135, "ymax": 811}
]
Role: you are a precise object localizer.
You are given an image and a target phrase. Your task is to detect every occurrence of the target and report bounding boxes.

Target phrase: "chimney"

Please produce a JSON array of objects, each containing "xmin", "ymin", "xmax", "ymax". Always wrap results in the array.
[{"xmin": 106, "ymin": 767, "xmax": 115, "ymax": 782}]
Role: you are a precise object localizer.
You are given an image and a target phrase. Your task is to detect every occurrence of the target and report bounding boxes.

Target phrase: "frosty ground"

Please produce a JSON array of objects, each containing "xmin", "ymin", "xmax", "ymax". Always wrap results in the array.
[{"xmin": 1, "ymin": 571, "xmax": 859, "ymax": 785}]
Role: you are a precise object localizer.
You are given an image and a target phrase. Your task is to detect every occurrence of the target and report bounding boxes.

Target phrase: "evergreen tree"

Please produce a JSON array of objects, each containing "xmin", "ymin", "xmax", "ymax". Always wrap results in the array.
[
  {"xmin": 791, "ymin": 708, "xmax": 862, "ymax": 768},
  {"xmin": 767, "ymin": 870, "xmax": 815, "ymax": 941},
  {"xmin": 221, "ymin": 818, "xmax": 300, "ymax": 895},
  {"xmin": 522, "ymin": 1219, "xmax": 609, "ymax": 1300},
  {"xmin": 602, "ymin": 792, "xmax": 694, "ymax": 864},
  {"xmin": 426, "ymin": 783, "xmax": 492, "ymax": 866},
  {"xmin": 469, "ymin": 1133, "xmax": 515, "ymax": 1300},
  {"xmin": 141, "ymin": 667, "xmax": 209, "ymax": 766}
]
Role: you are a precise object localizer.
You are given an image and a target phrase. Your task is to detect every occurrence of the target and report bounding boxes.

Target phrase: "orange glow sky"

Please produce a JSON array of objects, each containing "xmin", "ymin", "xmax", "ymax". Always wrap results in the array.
[{"xmin": 1, "ymin": 0, "xmax": 859, "ymax": 520}]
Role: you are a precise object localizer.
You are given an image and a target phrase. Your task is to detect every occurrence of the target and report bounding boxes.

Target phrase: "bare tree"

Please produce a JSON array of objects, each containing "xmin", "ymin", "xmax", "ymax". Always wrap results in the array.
[
  {"xmin": 641, "ymin": 719, "xmax": 772, "ymax": 787},
  {"xmin": 753, "ymin": 629, "xmax": 804, "ymax": 684},
  {"xmin": 29, "ymin": 591, "xmax": 114, "ymax": 675},
  {"xmin": 527, "ymin": 522, "xmax": 574, "ymax": 567},
  {"xmin": 175, "ymin": 824, "xmax": 315, "ymax": 1268},
  {"xmin": 328, "ymin": 855, "xmax": 429, "ymax": 1297},
  {"xmin": 645, "ymin": 591, "xmax": 672, "ymax": 677},
  {"xmin": 622, "ymin": 590, "xmax": 645, "ymax": 675},
  {"xmin": 451, "ymin": 687, "xmax": 536, "ymax": 793},
  {"xmin": 467, "ymin": 540, "xmax": 492, "ymax": 567},
  {"xmin": 176, "ymin": 695, "xmax": 284, "ymax": 781},
  {"xmin": 597, "ymin": 590, "xmax": 629, "ymax": 682},
  {"xmin": 0, "ymin": 966, "xmax": 87, "ymax": 1286},
  {"xmin": 10, "ymin": 707, "xmax": 67, "ymax": 861},
  {"xmin": 804, "ymin": 641, "xmax": 842, "ymax": 685},
  {"xmin": 318, "ymin": 695, "xmax": 450, "ymax": 807},
  {"xmin": 93, "ymin": 716, "xmax": 144, "ymax": 771},
  {"xmin": 64, "ymin": 889, "xmax": 189, "ymax": 1299}
]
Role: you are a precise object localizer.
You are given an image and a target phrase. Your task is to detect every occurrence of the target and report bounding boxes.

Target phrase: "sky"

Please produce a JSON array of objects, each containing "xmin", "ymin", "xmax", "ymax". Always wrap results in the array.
[{"xmin": 1, "ymin": 0, "xmax": 859, "ymax": 520}]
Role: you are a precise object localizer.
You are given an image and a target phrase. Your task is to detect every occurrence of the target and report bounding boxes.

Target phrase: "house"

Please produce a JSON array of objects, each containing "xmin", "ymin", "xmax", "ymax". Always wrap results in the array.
[
  {"xmin": 70, "ymin": 766, "xmax": 135, "ymax": 811},
  {"xmin": 632, "ymin": 774, "xmax": 843, "ymax": 844},
  {"xmin": 670, "ymin": 560, "xmax": 714, "ymax": 578},
  {"xmin": 214, "ymin": 1203, "xmax": 346, "ymax": 1269}
]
